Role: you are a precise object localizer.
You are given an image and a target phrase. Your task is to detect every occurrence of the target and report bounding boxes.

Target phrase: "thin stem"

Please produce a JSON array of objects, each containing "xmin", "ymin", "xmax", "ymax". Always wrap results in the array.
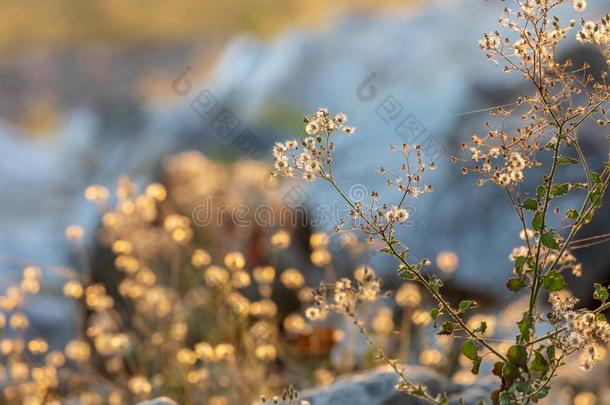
[
  {"xmin": 323, "ymin": 176, "xmax": 508, "ymax": 362},
  {"xmin": 351, "ymin": 314, "xmax": 442, "ymax": 405},
  {"xmin": 527, "ymin": 133, "xmax": 562, "ymax": 330}
]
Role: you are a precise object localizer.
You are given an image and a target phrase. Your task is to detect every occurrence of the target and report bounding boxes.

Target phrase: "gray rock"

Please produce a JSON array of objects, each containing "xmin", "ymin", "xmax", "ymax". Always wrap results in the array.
[
  {"xmin": 301, "ymin": 367, "xmax": 497, "ymax": 405},
  {"xmin": 301, "ymin": 365, "xmax": 460, "ymax": 405}
]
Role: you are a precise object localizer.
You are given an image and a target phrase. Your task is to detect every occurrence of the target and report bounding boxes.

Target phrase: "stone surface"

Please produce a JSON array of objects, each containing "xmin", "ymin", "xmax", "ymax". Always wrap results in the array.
[{"xmin": 300, "ymin": 366, "xmax": 502, "ymax": 404}]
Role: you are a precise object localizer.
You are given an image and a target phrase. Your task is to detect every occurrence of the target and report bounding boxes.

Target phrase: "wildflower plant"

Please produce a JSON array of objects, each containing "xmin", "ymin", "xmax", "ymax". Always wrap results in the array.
[
  {"xmin": 1, "ymin": 1, "xmax": 610, "ymax": 405},
  {"xmin": 271, "ymin": 1, "xmax": 610, "ymax": 403}
]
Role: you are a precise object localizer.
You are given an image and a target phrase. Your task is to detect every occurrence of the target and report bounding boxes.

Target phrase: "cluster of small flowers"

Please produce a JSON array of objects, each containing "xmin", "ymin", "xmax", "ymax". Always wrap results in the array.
[
  {"xmin": 509, "ymin": 231, "xmax": 582, "ymax": 276},
  {"xmin": 478, "ymin": 31, "xmax": 501, "ymax": 52},
  {"xmin": 305, "ymin": 108, "xmax": 355, "ymax": 136},
  {"xmin": 93, "ymin": 182, "xmax": 326, "ymax": 401},
  {"xmin": 355, "ymin": 265, "xmax": 382, "ymax": 301},
  {"xmin": 577, "ymin": 15, "xmax": 610, "ymax": 45},
  {"xmin": 480, "ymin": 5, "xmax": 577, "ymax": 68},
  {"xmin": 548, "ymin": 293, "xmax": 610, "ymax": 370},
  {"xmin": 305, "ymin": 267, "xmax": 383, "ymax": 320},
  {"xmin": 271, "ymin": 108, "xmax": 355, "ymax": 180},
  {"xmin": 333, "ymin": 278, "xmax": 357, "ymax": 314},
  {"xmin": 259, "ymin": 384, "xmax": 310, "ymax": 405},
  {"xmin": 6, "ymin": 156, "xmax": 350, "ymax": 404},
  {"xmin": 384, "ymin": 206, "xmax": 410, "ymax": 224},
  {"xmin": 458, "ymin": 137, "xmax": 529, "ymax": 186},
  {"xmin": 466, "ymin": 1, "xmax": 608, "ymax": 190},
  {"xmin": 380, "ymin": 144, "xmax": 435, "ymax": 197}
]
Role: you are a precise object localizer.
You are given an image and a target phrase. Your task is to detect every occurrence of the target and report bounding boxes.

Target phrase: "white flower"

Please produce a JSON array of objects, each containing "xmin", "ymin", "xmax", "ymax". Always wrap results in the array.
[
  {"xmin": 342, "ymin": 126, "xmax": 356, "ymax": 135},
  {"xmin": 315, "ymin": 107, "xmax": 329, "ymax": 118},
  {"xmin": 302, "ymin": 137, "xmax": 317, "ymax": 150},
  {"xmin": 272, "ymin": 142, "xmax": 287, "ymax": 158},
  {"xmin": 509, "ymin": 245, "xmax": 529, "ymax": 261},
  {"xmin": 333, "ymin": 113, "xmax": 347, "ymax": 124},
  {"xmin": 574, "ymin": 0, "xmax": 586, "ymax": 12},
  {"xmin": 509, "ymin": 152, "xmax": 523, "ymax": 167},
  {"xmin": 305, "ymin": 306, "xmax": 326, "ymax": 321},
  {"xmin": 385, "ymin": 206, "xmax": 410, "ymax": 224},
  {"xmin": 305, "ymin": 121, "xmax": 320, "ymax": 135},
  {"xmin": 510, "ymin": 170, "xmax": 524, "ymax": 182},
  {"xmin": 285, "ymin": 140, "xmax": 298, "ymax": 149},
  {"xmin": 519, "ymin": 229, "xmax": 535, "ymax": 241}
]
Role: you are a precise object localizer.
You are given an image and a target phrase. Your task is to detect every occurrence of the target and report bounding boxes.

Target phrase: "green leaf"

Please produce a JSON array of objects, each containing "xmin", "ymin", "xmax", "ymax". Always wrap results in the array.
[
  {"xmin": 506, "ymin": 277, "xmax": 526, "ymax": 293},
  {"xmin": 398, "ymin": 265, "xmax": 417, "ymax": 280},
  {"xmin": 517, "ymin": 312, "xmax": 532, "ymax": 342},
  {"xmin": 550, "ymin": 183, "xmax": 570, "ymax": 197},
  {"xmin": 540, "ymin": 230, "xmax": 559, "ymax": 250},
  {"xmin": 458, "ymin": 300, "xmax": 479, "ymax": 312},
  {"xmin": 473, "ymin": 321, "xmax": 487, "ymax": 335},
  {"xmin": 461, "ymin": 340, "xmax": 479, "ymax": 360},
  {"xmin": 515, "ymin": 381, "xmax": 531, "ymax": 393},
  {"xmin": 546, "ymin": 345, "xmax": 556, "ymax": 361},
  {"xmin": 470, "ymin": 357, "xmax": 482, "ymax": 375},
  {"xmin": 492, "ymin": 361, "xmax": 504, "ymax": 377},
  {"xmin": 530, "ymin": 351, "xmax": 549, "ymax": 374},
  {"xmin": 589, "ymin": 185, "xmax": 604, "ymax": 208},
  {"xmin": 542, "ymin": 271, "xmax": 567, "ymax": 292},
  {"xmin": 531, "ymin": 385, "xmax": 550, "ymax": 400},
  {"xmin": 438, "ymin": 321, "xmax": 455, "ymax": 335},
  {"xmin": 523, "ymin": 198, "xmax": 538, "ymax": 211},
  {"xmin": 593, "ymin": 283, "xmax": 609, "ymax": 304},
  {"xmin": 412, "ymin": 385, "xmax": 426, "ymax": 397},
  {"xmin": 557, "ymin": 156, "xmax": 580, "ymax": 165},
  {"xmin": 583, "ymin": 212, "xmax": 594, "ymax": 224},
  {"xmin": 499, "ymin": 392, "xmax": 512, "ymax": 405},
  {"xmin": 514, "ymin": 256, "xmax": 528, "ymax": 275},
  {"xmin": 461, "ymin": 340, "xmax": 482, "ymax": 375},
  {"xmin": 592, "ymin": 171, "xmax": 601, "ymax": 184},
  {"xmin": 507, "ymin": 345, "xmax": 528, "ymax": 369},
  {"xmin": 532, "ymin": 212, "xmax": 544, "ymax": 231},
  {"xmin": 429, "ymin": 276, "xmax": 443, "ymax": 293},
  {"xmin": 502, "ymin": 361, "xmax": 520, "ymax": 380}
]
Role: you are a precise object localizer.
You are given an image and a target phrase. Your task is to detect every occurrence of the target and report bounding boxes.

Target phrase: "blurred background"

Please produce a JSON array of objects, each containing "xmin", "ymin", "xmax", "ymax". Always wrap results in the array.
[{"xmin": 0, "ymin": 0, "xmax": 610, "ymax": 402}]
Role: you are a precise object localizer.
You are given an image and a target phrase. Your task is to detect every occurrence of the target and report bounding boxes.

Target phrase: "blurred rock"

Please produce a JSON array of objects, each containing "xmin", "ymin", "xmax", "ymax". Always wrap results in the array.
[
  {"xmin": 196, "ymin": 0, "xmax": 610, "ymax": 302},
  {"xmin": 301, "ymin": 365, "xmax": 498, "ymax": 404}
]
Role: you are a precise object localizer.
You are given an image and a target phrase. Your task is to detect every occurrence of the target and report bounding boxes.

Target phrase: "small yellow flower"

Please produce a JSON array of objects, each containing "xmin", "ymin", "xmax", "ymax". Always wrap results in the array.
[
  {"xmin": 65, "ymin": 225, "xmax": 84, "ymax": 241},
  {"xmin": 270, "ymin": 229, "xmax": 291, "ymax": 249},
  {"xmin": 63, "ymin": 280, "xmax": 84, "ymax": 299},
  {"xmin": 191, "ymin": 249, "xmax": 212, "ymax": 267},
  {"xmin": 224, "ymin": 251, "xmax": 246, "ymax": 271},
  {"xmin": 311, "ymin": 249, "xmax": 331, "ymax": 267},
  {"xmin": 255, "ymin": 344, "xmax": 277, "ymax": 361},
  {"xmin": 280, "ymin": 268, "xmax": 305, "ymax": 289},
  {"xmin": 310, "ymin": 232, "xmax": 330, "ymax": 249}
]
